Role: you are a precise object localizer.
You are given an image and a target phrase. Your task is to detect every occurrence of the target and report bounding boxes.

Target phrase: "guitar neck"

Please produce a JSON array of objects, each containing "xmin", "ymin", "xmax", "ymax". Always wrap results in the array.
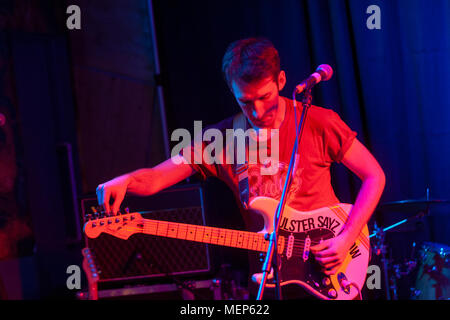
[{"xmin": 138, "ymin": 219, "xmax": 271, "ymax": 252}]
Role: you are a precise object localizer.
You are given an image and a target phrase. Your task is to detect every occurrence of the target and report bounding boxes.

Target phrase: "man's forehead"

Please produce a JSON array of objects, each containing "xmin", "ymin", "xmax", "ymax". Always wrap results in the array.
[{"xmin": 232, "ymin": 77, "xmax": 276, "ymax": 99}]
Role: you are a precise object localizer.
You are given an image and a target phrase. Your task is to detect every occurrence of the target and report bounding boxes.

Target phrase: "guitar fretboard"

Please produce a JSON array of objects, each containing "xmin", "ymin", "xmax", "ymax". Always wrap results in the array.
[{"xmin": 138, "ymin": 219, "xmax": 282, "ymax": 253}]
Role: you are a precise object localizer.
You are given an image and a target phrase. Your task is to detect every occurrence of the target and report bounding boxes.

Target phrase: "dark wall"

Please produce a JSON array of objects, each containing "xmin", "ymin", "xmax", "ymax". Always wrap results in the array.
[
  {"xmin": 68, "ymin": 0, "xmax": 166, "ymax": 194},
  {"xmin": 0, "ymin": 0, "xmax": 72, "ymax": 298}
]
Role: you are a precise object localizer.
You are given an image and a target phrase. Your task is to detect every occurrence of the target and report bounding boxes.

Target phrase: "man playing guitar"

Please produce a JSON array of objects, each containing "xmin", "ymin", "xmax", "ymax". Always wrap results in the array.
[{"xmin": 95, "ymin": 38, "xmax": 385, "ymax": 300}]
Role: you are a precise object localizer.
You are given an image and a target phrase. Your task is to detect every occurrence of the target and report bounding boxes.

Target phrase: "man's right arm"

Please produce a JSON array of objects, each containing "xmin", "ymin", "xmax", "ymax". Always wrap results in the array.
[{"xmin": 96, "ymin": 154, "xmax": 196, "ymax": 214}]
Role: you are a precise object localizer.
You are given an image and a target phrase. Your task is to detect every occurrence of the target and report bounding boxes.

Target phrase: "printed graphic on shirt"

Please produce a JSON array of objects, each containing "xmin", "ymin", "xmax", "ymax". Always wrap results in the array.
[{"xmin": 248, "ymin": 158, "xmax": 304, "ymax": 205}]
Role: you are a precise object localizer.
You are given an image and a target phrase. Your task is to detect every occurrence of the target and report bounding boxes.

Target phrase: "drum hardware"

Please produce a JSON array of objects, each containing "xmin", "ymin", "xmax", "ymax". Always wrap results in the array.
[
  {"xmin": 371, "ymin": 221, "xmax": 421, "ymax": 300},
  {"xmin": 410, "ymin": 242, "xmax": 450, "ymax": 300},
  {"xmin": 389, "ymin": 243, "xmax": 419, "ymax": 300},
  {"xmin": 392, "ymin": 259, "xmax": 417, "ymax": 279},
  {"xmin": 392, "ymin": 242, "xmax": 418, "ymax": 279},
  {"xmin": 370, "ymin": 188, "xmax": 450, "ymax": 300},
  {"xmin": 371, "ymin": 191, "xmax": 441, "ymax": 239},
  {"xmin": 371, "ymin": 222, "xmax": 393, "ymax": 299},
  {"xmin": 372, "ymin": 189, "xmax": 450, "ymax": 299}
]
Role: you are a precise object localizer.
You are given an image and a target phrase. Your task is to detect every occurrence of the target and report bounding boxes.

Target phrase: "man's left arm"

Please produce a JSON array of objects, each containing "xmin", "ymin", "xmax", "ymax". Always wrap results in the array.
[{"xmin": 311, "ymin": 138, "xmax": 386, "ymax": 275}]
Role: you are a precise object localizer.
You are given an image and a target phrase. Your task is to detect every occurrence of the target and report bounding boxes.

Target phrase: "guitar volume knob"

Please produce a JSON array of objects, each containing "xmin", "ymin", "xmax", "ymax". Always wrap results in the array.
[
  {"xmin": 327, "ymin": 288, "xmax": 337, "ymax": 299},
  {"xmin": 322, "ymin": 277, "xmax": 331, "ymax": 286}
]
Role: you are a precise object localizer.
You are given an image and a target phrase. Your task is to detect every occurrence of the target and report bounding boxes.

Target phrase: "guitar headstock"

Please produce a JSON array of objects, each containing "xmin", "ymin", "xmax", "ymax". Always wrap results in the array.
[{"xmin": 83, "ymin": 209, "xmax": 144, "ymax": 240}]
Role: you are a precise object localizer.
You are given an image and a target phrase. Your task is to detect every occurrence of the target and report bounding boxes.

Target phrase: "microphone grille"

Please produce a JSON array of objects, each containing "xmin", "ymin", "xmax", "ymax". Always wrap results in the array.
[{"xmin": 317, "ymin": 64, "xmax": 333, "ymax": 81}]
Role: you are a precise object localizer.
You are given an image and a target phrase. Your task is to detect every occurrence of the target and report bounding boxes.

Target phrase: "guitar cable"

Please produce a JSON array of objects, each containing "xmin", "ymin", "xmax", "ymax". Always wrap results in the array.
[{"xmin": 350, "ymin": 282, "xmax": 362, "ymax": 300}]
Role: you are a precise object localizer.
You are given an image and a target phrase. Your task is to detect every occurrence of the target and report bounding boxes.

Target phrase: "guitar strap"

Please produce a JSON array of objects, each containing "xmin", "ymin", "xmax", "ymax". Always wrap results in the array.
[{"xmin": 233, "ymin": 112, "xmax": 249, "ymax": 209}]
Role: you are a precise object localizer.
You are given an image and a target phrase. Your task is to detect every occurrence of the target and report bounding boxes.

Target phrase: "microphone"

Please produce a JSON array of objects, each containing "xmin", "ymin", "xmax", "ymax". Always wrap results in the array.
[{"xmin": 295, "ymin": 64, "xmax": 333, "ymax": 94}]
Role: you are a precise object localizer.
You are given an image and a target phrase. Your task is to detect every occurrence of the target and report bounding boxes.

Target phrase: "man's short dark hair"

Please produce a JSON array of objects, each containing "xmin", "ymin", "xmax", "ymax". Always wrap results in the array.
[{"xmin": 222, "ymin": 38, "xmax": 280, "ymax": 88}]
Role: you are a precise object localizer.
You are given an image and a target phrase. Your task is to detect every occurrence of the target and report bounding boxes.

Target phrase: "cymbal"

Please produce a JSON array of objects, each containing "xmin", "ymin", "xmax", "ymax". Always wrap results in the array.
[
  {"xmin": 378, "ymin": 198, "xmax": 450, "ymax": 215},
  {"xmin": 380, "ymin": 199, "xmax": 450, "ymax": 207},
  {"xmin": 375, "ymin": 196, "xmax": 449, "ymax": 233}
]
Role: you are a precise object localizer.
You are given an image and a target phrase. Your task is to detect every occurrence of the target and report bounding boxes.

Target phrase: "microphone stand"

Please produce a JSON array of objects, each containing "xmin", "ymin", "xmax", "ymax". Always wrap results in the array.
[{"xmin": 256, "ymin": 88, "xmax": 313, "ymax": 300}]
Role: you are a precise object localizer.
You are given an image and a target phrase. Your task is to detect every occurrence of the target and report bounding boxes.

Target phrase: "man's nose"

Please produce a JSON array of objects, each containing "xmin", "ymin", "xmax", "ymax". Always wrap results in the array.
[{"xmin": 252, "ymin": 101, "xmax": 265, "ymax": 119}]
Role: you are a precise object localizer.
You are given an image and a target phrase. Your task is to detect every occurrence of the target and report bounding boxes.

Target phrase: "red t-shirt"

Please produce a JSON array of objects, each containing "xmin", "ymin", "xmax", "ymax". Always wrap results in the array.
[{"xmin": 181, "ymin": 96, "xmax": 357, "ymax": 215}]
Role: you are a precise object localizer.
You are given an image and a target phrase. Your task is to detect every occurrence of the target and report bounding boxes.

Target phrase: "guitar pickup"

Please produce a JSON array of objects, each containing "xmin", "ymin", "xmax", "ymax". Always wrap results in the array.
[
  {"xmin": 303, "ymin": 236, "xmax": 311, "ymax": 261},
  {"xmin": 286, "ymin": 233, "xmax": 295, "ymax": 259}
]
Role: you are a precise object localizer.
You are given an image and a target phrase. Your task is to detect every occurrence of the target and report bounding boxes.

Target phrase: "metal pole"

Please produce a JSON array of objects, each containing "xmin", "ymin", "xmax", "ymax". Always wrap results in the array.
[
  {"xmin": 256, "ymin": 89, "xmax": 312, "ymax": 300},
  {"xmin": 147, "ymin": 0, "xmax": 170, "ymax": 159}
]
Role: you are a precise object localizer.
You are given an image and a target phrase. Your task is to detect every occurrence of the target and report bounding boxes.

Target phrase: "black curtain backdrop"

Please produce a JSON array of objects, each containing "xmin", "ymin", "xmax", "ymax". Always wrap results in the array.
[{"xmin": 152, "ymin": 0, "xmax": 450, "ymax": 249}]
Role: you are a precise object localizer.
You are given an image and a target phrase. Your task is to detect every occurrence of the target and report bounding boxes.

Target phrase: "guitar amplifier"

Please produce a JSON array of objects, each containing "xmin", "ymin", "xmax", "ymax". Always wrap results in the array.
[{"xmin": 80, "ymin": 184, "xmax": 211, "ymax": 284}]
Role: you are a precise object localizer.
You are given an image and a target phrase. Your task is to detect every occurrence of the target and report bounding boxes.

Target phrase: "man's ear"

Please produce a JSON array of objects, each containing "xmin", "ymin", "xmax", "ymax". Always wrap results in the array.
[{"xmin": 278, "ymin": 70, "xmax": 286, "ymax": 91}]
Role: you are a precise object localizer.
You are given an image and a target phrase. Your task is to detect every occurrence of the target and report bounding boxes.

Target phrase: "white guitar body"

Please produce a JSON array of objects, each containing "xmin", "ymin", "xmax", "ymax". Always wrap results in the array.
[{"xmin": 249, "ymin": 197, "xmax": 370, "ymax": 300}]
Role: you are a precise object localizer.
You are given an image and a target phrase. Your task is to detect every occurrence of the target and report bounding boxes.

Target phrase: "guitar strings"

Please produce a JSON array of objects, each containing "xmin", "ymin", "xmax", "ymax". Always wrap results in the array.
[
  {"xmin": 98, "ymin": 224, "xmax": 324, "ymax": 255},
  {"xmin": 110, "ymin": 224, "xmax": 323, "ymax": 247},
  {"xmin": 92, "ymin": 218, "xmax": 327, "ymax": 246},
  {"xmin": 137, "ymin": 220, "xmax": 327, "ymax": 246},
  {"xmin": 94, "ymin": 226, "xmax": 333, "ymax": 259},
  {"xmin": 106, "ymin": 226, "xmax": 310, "ymax": 258},
  {"xmin": 90, "ymin": 220, "xmax": 328, "ymax": 250}
]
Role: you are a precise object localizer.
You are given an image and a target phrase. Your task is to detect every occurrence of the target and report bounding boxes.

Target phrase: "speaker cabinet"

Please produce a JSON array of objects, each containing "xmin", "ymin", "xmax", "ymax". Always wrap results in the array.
[{"xmin": 80, "ymin": 184, "xmax": 211, "ymax": 283}]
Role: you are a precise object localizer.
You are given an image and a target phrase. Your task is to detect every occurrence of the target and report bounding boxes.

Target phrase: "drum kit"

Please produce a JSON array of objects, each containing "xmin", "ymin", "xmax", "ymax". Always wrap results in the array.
[{"xmin": 371, "ymin": 188, "xmax": 450, "ymax": 300}]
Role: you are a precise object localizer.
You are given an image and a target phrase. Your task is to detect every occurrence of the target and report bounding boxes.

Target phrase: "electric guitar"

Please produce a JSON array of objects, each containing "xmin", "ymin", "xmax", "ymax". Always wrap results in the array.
[{"xmin": 83, "ymin": 196, "xmax": 370, "ymax": 300}]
